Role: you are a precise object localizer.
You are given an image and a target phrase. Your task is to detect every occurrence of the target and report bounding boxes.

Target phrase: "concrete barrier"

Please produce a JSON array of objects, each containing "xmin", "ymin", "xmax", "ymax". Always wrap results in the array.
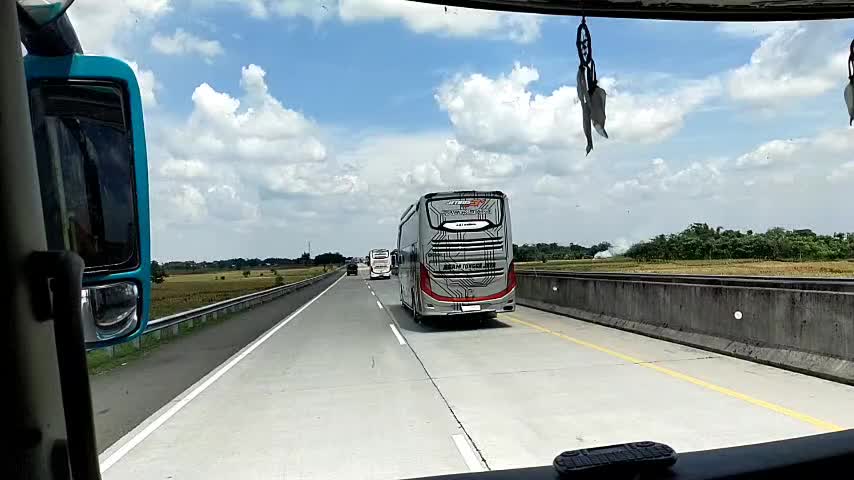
[{"xmin": 516, "ymin": 272, "xmax": 854, "ymax": 384}]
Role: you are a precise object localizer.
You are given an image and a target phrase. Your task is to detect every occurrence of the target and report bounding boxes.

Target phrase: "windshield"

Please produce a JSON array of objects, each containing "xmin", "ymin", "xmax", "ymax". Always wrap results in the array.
[
  {"xmin": 73, "ymin": 4, "xmax": 854, "ymax": 480},
  {"xmin": 427, "ymin": 195, "xmax": 504, "ymax": 230}
]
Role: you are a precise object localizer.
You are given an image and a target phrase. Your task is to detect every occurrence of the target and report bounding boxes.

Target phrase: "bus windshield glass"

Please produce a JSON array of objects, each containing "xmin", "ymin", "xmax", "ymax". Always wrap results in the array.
[
  {"xmin": 50, "ymin": 6, "xmax": 854, "ymax": 480},
  {"xmin": 426, "ymin": 196, "xmax": 503, "ymax": 230}
]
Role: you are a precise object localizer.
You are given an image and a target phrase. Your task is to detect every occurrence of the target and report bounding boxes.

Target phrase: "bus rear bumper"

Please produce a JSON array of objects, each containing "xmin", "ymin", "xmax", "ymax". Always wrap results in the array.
[{"xmin": 420, "ymin": 291, "xmax": 516, "ymax": 316}]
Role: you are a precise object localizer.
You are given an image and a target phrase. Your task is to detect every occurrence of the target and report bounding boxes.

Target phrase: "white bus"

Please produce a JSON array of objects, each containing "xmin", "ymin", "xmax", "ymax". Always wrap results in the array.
[
  {"xmin": 368, "ymin": 248, "xmax": 391, "ymax": 279},
  {"xmin": 397, "ymin": 191, "xmax": 515, "ymax": 321}
]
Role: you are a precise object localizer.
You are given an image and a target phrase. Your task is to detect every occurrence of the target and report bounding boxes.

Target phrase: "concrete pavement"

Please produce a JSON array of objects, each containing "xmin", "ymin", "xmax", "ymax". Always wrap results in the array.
[
  {"xmin": 90, "ymin": 273, "xmax": 342, "ymax": 452},
  {"xmin": 100, "ymin": 270, "xmax": 854, "ymax": 479}
]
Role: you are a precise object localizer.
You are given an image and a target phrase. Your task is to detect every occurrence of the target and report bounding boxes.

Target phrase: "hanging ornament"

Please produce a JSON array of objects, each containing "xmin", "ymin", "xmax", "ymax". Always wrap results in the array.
[
  {"xmin": 845, "ymin": 38, "xmax": 854, "ymax": 126},
  {"xmin": 576, "ymin": 17, "xmax": 608, "ymax": 155}
]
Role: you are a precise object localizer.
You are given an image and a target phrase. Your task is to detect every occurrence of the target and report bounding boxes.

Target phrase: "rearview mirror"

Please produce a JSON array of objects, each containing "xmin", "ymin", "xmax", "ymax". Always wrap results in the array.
[
  {"xmin": 25, "ymin": 55, "xmax": 151, "ymax": 348},
  {"xmin": 81, "ymin": 282, "xmax": 139, "ymax": 342}
]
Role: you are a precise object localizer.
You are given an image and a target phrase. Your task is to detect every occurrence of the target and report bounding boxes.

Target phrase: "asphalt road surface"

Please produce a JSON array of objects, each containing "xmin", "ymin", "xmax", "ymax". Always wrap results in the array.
[
  {"xmin": 98, "ymin": 267, "xmax": 854, "ymax": 479},
  {"xmin": 89, "ymin": 273, "xmax": 342, "ymax": 452}
]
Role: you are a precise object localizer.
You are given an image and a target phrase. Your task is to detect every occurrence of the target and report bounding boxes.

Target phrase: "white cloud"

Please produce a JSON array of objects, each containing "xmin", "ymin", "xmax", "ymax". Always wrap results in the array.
[
  {"xmin": 533, "ymin": 174, "xmax": 576, "ymax": 196},
  {"xmin": 716, "ymin": 21, "xmax": 799, "ymax": 38},
  {"xmin": 436, "ymin": 63, "xmax": 720, "ymax": 153},
  {"xmin": 827, "ymin": 161, "xmax": 854, "ymax": 183},
  {"xmin": 145, "ymin": 55, "xmax": 854, "ymax": 261},
  {"xmin": 159, "ymin": 184, "xmax": 208, "ymax": 224},
  {"xmin": 589, "ymin": 126, "xmax": 854, "ymax": 244},
  {"xmin": 338, "ymin": 0, "xmax": 540, "ymax": 43},
  {"xmin": 195, "ymin": 0, "xmax": 540, "ymax": 43},
  {"xmin": 158, "ymin": 159, "xmax": 216, "ymax": 179},
  {"xmin": 66, "ymin": 2, "xmax": 167, "ymax": 111},
  {"xmin": 127, "ymin": 61, "xmax": 160, "ymax": 108},
  {"xmin": 151, "ymin": 62, "xmax": 360, "ymax": 241},
  {"xmin": 726, "ymin": 21, "xmax": 850, "ymax": 106},
  {"xmin": 736, "ymin": 128, "xmax": 854, "ymax": 182},
  {"xmin": 151, "ymin": 28, "xmax": 225, "ymax": 61},
  {"xmin": 734, "ymin": 139, "xmax": 805, "ymax": 168},
  {"xmin": 607, "ymin": 157, "xmax": 724, "ymax": 200},
  {"xmin": 205, "ymin": 184, "xmax": 260, "ymax": 221},
  {"xmin": 68, "ymin": 0, "xmax": 172, "ymax": 56}
]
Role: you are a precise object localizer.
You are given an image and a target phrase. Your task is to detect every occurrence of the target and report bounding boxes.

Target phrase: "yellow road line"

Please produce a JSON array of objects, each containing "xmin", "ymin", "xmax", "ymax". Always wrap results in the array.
[{"xmin": 504, "ymin": 314, "xmax": 843, "ymax": 433}]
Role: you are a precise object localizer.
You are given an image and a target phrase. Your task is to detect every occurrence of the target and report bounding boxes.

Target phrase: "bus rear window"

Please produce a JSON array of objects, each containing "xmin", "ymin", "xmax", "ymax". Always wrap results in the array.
[{"xmin": 427, "ymin": 197, "xmax": 503, "ymax": 230}]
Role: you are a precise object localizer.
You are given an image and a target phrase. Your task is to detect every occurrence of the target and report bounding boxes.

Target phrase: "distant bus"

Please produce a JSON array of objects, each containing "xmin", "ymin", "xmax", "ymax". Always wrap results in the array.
[
  {"xmin": 368, "ymin": 248, "xmax": 391, "ymax": 279},
  {"xmin": 397, "ymin": 191, "xmax": 515, "ymax": 321}
]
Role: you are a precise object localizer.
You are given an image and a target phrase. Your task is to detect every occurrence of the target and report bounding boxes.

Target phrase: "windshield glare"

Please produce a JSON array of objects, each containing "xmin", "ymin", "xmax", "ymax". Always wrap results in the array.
[{"xmin": 72, "ymin": 5, "xmax": 854, "ymax": 480}]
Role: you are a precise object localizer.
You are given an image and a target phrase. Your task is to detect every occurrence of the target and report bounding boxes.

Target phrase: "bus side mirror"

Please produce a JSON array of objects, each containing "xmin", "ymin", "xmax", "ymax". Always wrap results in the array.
[{"xmin": 24, "ymin": 54, "xmax": 151, "ymax": 348}]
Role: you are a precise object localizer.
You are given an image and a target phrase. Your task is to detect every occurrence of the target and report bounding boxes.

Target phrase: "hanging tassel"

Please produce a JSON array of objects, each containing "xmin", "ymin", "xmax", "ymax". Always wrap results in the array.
[
  {"xmin": 845, "ymin": 39, "xmax": 854, "ymax": 126},
  {"xmin": 576, "ymin": 17, "xmax": 608, "ymax": 155}
]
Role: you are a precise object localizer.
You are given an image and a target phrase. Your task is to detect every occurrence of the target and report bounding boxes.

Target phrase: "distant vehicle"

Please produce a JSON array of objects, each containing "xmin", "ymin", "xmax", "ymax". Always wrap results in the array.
[
  {"xmin": 347, "ymin": 263, "xmax": 359, "ymax": 276},
  {"xmin": 368, "ymin": 249, "xmax": 391, "ymax": 279},
  {"xmin": 398, "ymin": 191, "xmax": 515, "ymax": 321}
]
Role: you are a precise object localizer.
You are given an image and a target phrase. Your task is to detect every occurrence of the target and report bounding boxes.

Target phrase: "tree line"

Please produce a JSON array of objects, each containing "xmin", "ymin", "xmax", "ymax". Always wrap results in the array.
[
  {"xmin": 152, "ymin": 252, "xmax": 346, "ymax": 282},
  {"xmin": 513, "ymin": 242, "xmax": 612, "ymax": 262},
  {"xmin": 512, "ymin": 223, "xmax": 854, "ymax": 263},
  {"xmin": 625, "ymin": 223, "xmax": 854, "ymax": 261}
]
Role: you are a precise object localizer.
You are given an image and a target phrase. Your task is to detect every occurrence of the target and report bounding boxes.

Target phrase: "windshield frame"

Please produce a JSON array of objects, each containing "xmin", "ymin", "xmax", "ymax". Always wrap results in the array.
[{"xmin": 408, "ymin": 0, "xmax": 854, "ymax": 21}]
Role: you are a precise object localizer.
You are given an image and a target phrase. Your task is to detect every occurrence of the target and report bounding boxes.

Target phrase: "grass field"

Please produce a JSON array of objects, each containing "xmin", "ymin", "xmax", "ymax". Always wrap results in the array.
[
  {"xmin": 516, "ymin": 258, "xmax": 854, "ymax": 277},
  {"xmin": 151, "ymin": 266, "xmax": 328, "ymax": 319}
]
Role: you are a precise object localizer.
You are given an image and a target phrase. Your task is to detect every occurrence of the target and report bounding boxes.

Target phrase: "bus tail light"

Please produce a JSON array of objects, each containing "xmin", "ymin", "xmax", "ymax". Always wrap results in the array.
[
  {"xmin": 420, "ymin": 263, "xmax": 433, "ymax": 295},
  {"xmin": 508, "ymin": 261, "xmax": 517, "ymax": 291}
]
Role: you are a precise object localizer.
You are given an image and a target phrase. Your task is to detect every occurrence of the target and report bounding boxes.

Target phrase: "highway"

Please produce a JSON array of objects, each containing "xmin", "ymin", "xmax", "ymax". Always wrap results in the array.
[
  {"xmin": 90, "ymin": 274, "xmax": 342, "ymax": 451},
  {"xmin": 99, "ymin": 266, "xmax": 854, "ymax": 479}
]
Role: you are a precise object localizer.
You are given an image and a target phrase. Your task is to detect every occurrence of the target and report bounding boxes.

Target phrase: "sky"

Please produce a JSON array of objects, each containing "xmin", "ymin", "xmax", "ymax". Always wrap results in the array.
[{"xmin": 62, "ymin": 1, "xmax": 854, "ymax": 261}]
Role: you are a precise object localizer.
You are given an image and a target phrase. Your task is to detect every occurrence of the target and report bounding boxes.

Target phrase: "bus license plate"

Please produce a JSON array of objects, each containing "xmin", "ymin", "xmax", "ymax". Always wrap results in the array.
[{"xmin": 461, "ymin": 305, "xmax": 481, "ymax": 312}]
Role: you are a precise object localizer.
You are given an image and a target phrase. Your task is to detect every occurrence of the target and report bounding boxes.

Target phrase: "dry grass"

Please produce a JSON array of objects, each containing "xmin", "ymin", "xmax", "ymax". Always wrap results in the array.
[
  {"xmin": 151, "ymin": 266, "xmax": 327, "ymax": 318},
  {"xmin": 517, "ymin": 258, "xmax": 854, "ymax": 278}
]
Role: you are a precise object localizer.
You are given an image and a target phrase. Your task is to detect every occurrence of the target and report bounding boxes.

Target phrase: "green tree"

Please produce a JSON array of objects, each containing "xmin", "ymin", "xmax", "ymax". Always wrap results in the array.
[
  {"xmin": 624, "ymin": 224, "xmax": 853, "ymax": 262},
  {"xmin": 151, "ymin": 261, "xmax": 167, "ymax": 284},
  {"xmin": 314, "ymin": 252, "xmax": 345, "ymax": 265},
  {"xmin": 242, "ymin": 270, "xmax": 251, "ymax": 278}
]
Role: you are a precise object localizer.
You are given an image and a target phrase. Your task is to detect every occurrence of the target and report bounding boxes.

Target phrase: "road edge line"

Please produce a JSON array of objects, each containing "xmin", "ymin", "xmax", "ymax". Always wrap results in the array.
[
  {"xmin": 452, "ymin": 434, "xmax": 487, "ymax": 472},
  {"xmin": 99, "ymin": 273, "xmax": 346, "ymax": 472},
  {"xmin": 388, "ymin": 323, "xmax": 407, "ymax": 345}
]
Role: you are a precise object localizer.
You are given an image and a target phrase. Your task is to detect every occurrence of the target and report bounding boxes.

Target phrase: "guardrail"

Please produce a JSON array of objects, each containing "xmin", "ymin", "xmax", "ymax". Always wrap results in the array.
[
  {"xmin": 93, "ymin": 268, "xmax": 343, "ymax": 357},
  {"xmin": 517, "ymin": 270, "xmax": 854, "ymax": 292}
]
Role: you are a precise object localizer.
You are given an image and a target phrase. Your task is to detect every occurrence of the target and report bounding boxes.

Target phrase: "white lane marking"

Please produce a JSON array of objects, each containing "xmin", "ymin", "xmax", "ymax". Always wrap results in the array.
[
  {"xmin": 371, "ymin": 291, "xmax": 376, "ymax": 296},
  {"xmin": 388, "ymin": 323, "xmax": 407, "ymax": 345},
  {"xmin": 452, "ymin": 434, "xmax": 485, "ymax": 472},
  {"xmin": 100, "ymin": 274, "xmax": 345, "ymax": 473},
  {"xmin": 376, "ymin": 299, "xmax": 383, "ymax": 309}
]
